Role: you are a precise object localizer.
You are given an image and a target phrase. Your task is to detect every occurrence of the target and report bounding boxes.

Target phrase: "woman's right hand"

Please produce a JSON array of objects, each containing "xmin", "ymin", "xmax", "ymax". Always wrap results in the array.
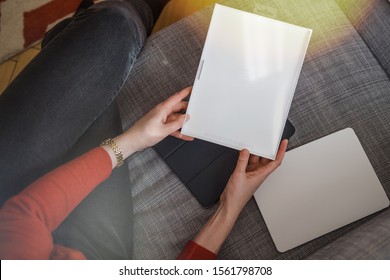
[
  {"xmin": 192, "ymin": 140, "xmax": 288, "ymax": 255},
  {"xmin": 220, "ymin": 140, "xmax": 288, "ymax": 216}
]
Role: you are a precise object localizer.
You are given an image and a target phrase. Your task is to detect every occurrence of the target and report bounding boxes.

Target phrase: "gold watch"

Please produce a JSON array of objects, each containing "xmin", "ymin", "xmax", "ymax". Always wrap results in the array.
[{"xmin": 100, "ymin": 138, "xmax": 124, "ymax": 167}]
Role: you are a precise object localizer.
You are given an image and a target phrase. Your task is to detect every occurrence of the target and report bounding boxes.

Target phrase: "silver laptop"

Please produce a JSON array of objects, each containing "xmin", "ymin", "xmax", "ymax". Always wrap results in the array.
[{"xmin": 254, "ymin": 128, "xmax": 389, "ymax": 252}]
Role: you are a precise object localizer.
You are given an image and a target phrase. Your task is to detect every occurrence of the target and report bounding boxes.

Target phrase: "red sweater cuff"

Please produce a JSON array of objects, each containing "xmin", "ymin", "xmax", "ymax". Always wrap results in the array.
[{"xmin": 176, "ymin": 240, "xmax": 217, "ymax": 260}]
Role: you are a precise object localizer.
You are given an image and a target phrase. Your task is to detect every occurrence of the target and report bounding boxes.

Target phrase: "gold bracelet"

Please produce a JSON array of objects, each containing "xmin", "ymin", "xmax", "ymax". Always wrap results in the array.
[{"xmin": 100, "ymin": 138, "xmax": 124, "ymax": 167}]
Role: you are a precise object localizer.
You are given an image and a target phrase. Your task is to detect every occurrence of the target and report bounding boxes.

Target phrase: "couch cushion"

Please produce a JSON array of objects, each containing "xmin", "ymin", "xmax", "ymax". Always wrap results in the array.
[
  {"xmin": 335, "ymin": 0, "xmax": 390, "ymax": 78},
  {"xmin": 118, "ymin": 0, "xmax": 390, "ymax": 259},
  {"xmin": 307, "ymin": 208, "xmax": 390, "ymax": 259}
]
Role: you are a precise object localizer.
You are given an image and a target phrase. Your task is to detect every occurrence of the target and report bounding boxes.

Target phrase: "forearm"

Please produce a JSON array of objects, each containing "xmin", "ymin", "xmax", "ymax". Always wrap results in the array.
[
  {"xmin": 193, "ymin": 202, "xmax": 241, "ymax": 254},
  {"xmin": 0, "ymin": 148, "xmax": 112, "ymax": 259},
  {"xmin": 195, "ymin": 141, "xmax": 288, "ymax": 255},
  {"xmin": 13, "ymin": 148, "xmax": 112, "ymax": 230}
]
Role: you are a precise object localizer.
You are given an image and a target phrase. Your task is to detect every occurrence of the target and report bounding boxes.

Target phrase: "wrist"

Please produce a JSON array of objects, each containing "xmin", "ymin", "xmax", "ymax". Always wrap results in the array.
[
  {"xmin": 220, "ymin": 192, "xmax": 247, "ymax": 220},
  {"xmin": 113, "ymin": 129, "xmax": 140, "ymax": 159},
  {"xmin": 219, "ymin": 200, "xmax": 242, "ymax": 222},
  {"xmin": 193, "ymin": 201, "xmax": 239, "ymax": 254},
  {"xmin": 100, "ymin": 138, "xmax": 124, "ymax": 169},
  {"xmin": 100, "ymin": 130, "xmax": 141, "ymax": 169}
]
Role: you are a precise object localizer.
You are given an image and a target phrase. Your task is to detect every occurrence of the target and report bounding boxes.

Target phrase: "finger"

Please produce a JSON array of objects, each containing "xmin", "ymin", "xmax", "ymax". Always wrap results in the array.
[
  {"xmin": 260, "ymin": 157, "xmax": 271, "ymax": 165},
  {"xmin": 165, "ymin": 113, "xmax": 189, "ymax": 134},
  {"xmin": 171, "ymin": 101, "xmax": 188, "ymax": 114},
  {"xmin": 164, "ymin": 87, "xmax": 192, "ymax": 108},
  {"xmin": 234, "ymin": 149, "xmax": 250, "ymax": 174},
  {"xmin": 166, "ymin": 112, "xmax": 190, "ymax": 125},
  {"xmin": 249, "ymin": 155, "xmax": 260, "ymax": 165},
  {"xmin": 275, "ymin": 140, "xmax": 288, "ymax": 163},
  {"xmin": 166, "ymin": 113, "xmax": 182, "ymax": 123},
  {"xmin": 254, "ymin": 140, "xmax": 288, "ymax": 173},
  {"xmin": 264, "ymin": 140, "xmax": 288, "ymax": 171},
  {"xmin": 170, "ymin": 130, "xmax": 194, "ymax": 141}
]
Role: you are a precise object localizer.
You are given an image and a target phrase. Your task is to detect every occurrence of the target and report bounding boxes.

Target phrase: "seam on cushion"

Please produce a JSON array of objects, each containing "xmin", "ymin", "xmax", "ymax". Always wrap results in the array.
[{"xmin": 334, "ymin": 0, "xmax": 390, "ymax": 80}]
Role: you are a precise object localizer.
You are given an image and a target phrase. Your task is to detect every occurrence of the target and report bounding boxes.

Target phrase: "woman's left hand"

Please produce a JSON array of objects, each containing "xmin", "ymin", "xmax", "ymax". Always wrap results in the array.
[{"xmin": 114, "ymin": 87, "xmax": 194, "ymax": 159}]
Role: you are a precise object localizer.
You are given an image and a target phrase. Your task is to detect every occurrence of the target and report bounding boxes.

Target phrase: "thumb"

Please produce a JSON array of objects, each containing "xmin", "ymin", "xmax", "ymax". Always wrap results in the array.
[{"xmin": 235, "ymin": 149, "xmax": 250, "ymax": 174}]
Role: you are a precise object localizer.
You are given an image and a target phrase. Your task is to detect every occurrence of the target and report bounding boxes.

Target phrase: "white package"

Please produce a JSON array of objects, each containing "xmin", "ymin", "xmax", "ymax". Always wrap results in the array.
[{"xmin": 181, "ymin": 4, "xmax": 312, "ymax": 159}]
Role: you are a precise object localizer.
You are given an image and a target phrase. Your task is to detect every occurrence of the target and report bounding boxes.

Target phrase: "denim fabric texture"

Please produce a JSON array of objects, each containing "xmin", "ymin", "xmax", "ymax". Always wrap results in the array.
[{"xmin": 0, "ymin": 0, "xmax": 153, "ymax": 259}]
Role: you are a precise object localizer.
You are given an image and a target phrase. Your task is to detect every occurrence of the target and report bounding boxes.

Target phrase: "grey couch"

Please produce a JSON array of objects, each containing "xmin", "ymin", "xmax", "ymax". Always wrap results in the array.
[{"xmin": 117, "ymin": 0, "xmax": 390, "ymax": 259}]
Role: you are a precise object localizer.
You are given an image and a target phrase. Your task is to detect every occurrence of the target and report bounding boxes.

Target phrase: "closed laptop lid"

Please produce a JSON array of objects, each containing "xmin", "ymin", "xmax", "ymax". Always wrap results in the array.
[{"xmin": 254, "ymin": 128, "xmax": 389, "ymax": 252}]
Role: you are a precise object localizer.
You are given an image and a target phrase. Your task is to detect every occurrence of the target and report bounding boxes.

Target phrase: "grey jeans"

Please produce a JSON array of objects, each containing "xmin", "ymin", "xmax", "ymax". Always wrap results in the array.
[{"xmin": 0, "ymin": 0, "xmax": 153, "ymax": 259}]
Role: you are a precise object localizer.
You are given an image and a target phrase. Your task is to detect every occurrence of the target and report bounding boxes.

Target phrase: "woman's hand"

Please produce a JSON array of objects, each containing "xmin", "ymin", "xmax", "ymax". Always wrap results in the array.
[
  {"xmin": 193, "ymin": 140, "xmax": 288, "ymax": 254},
  {"xmin": 112, "ymin": 87, "xmax": 194, "ymax": 161},
  {"xmin": 221, "ymin": 140, "xmax": 288, "ymax": 216}
]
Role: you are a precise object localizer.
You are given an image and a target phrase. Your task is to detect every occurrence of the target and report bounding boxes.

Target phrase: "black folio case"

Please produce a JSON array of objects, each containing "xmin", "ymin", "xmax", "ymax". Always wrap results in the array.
[{"xmin": 154, "ymin": 120, "xmax": 295, "ymax": 207}]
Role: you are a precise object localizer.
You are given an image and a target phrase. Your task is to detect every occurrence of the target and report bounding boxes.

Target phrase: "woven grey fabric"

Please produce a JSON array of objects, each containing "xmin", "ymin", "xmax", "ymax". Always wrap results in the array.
[
  {"xmin": 117, "ymin": 0, "xmax": 390, "ymax": 259},
  {"xmin": 307, "ymin": 208, "xmax": 390, "ymax": 259},
  {"xmin": 335, "ymin": 0, "xmax": 390, "ymax": 78}
]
